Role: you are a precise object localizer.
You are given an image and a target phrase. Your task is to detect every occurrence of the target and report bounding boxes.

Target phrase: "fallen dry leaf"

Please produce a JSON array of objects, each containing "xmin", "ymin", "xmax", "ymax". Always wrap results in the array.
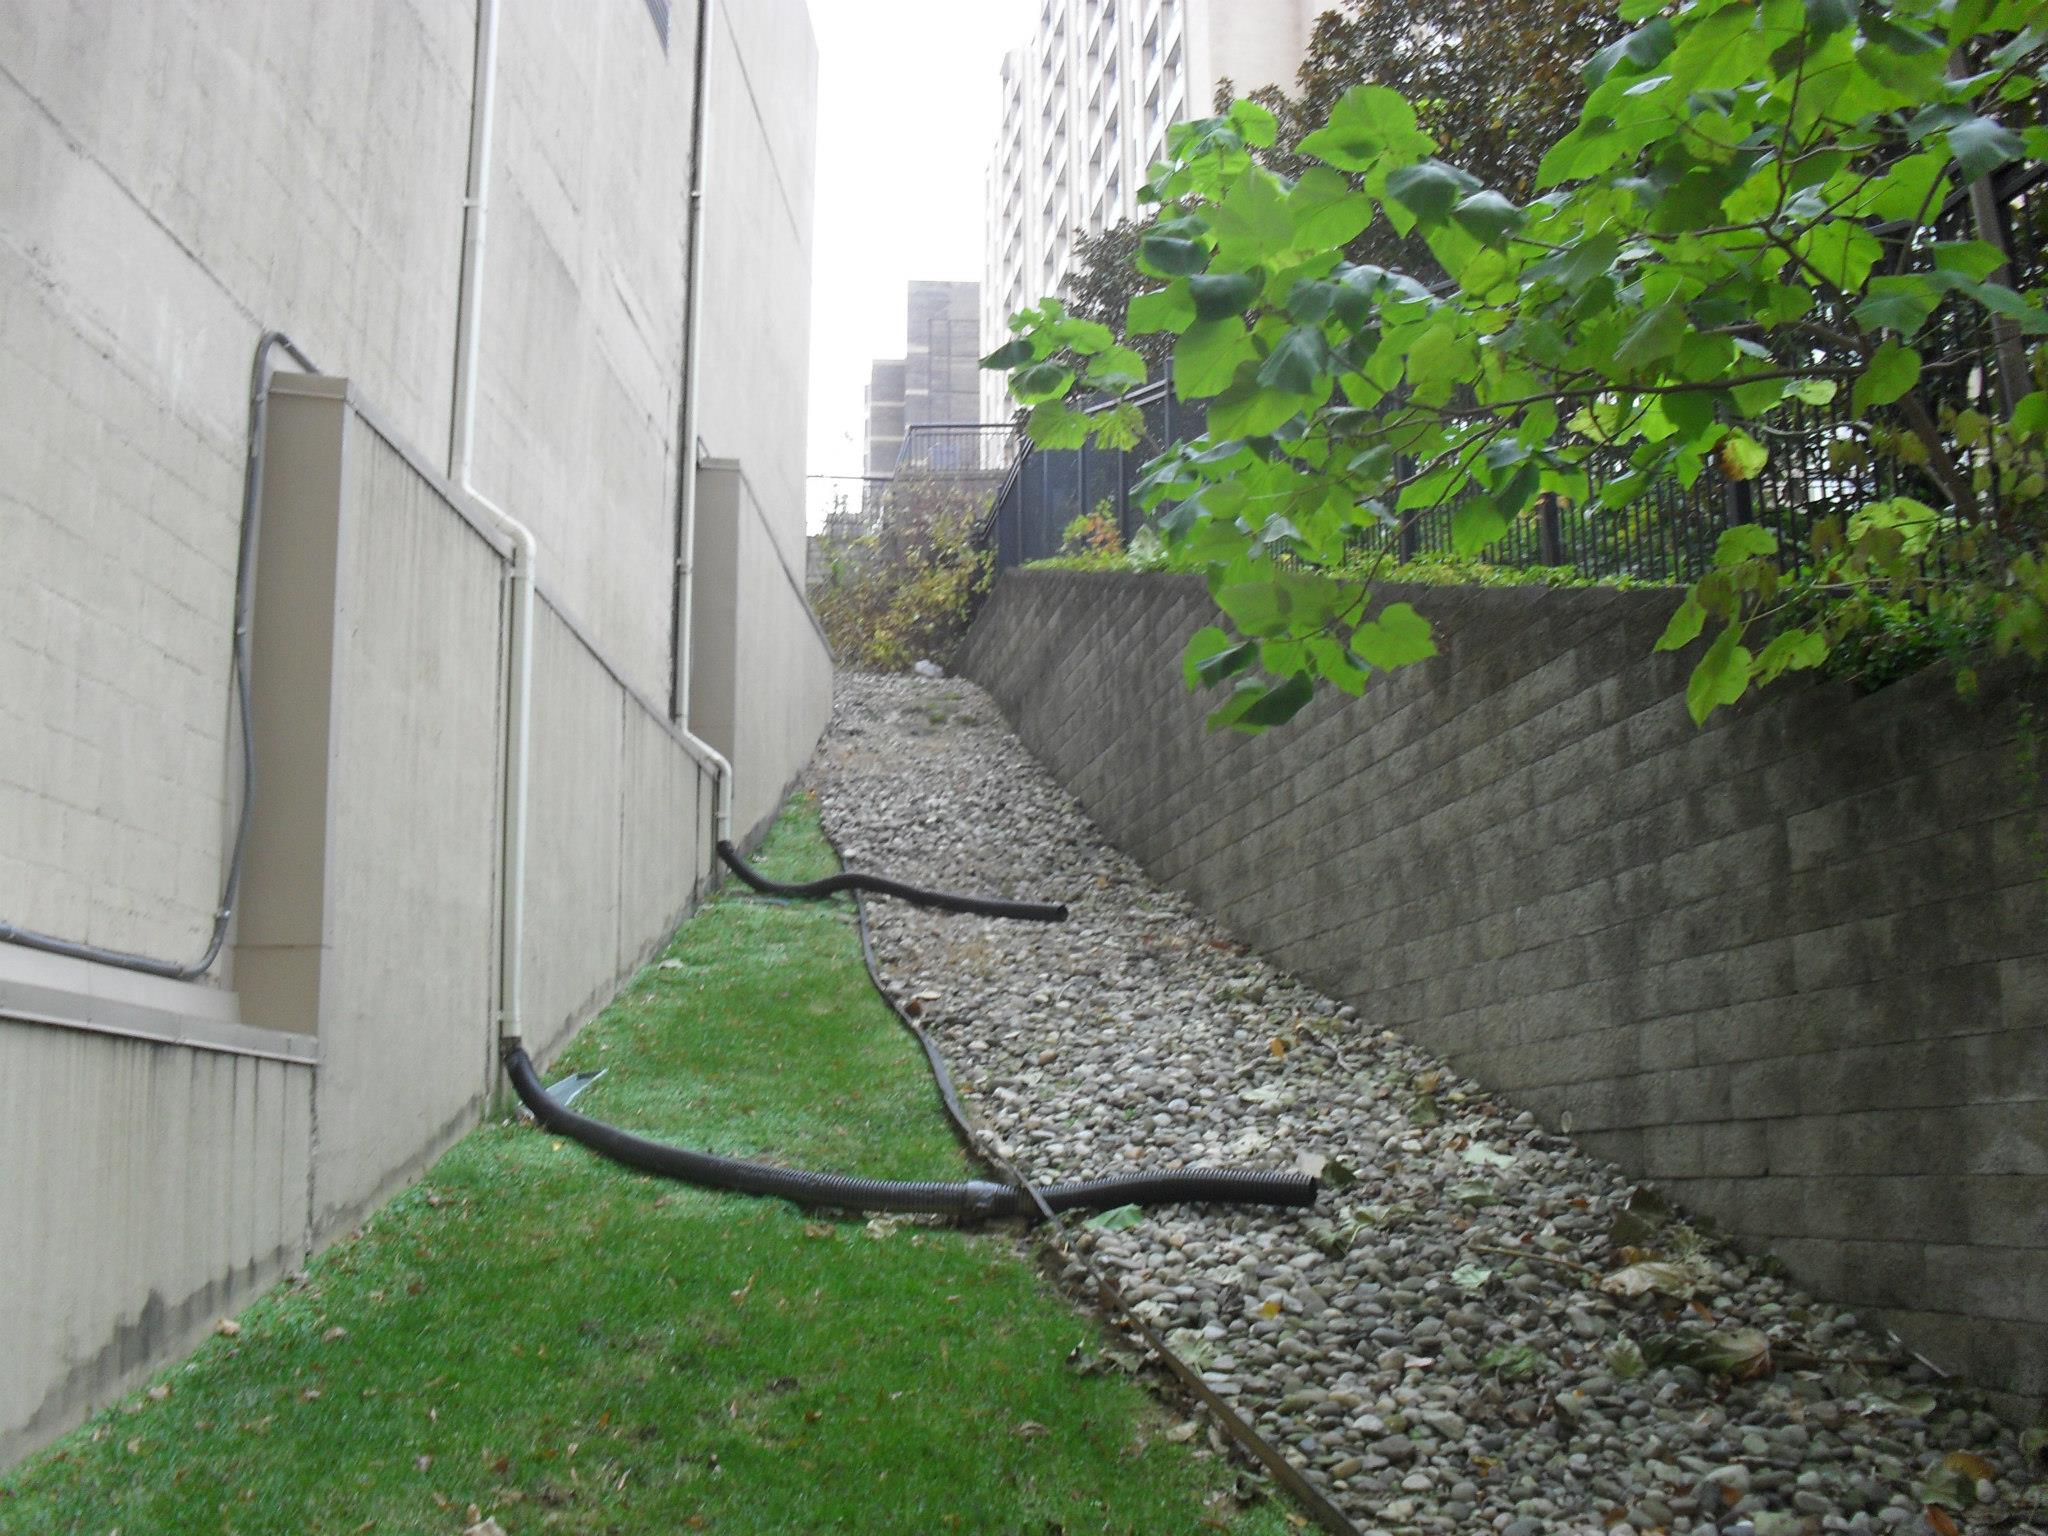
[
  {"xmin": 1013, "ymin": 1420, "xmax": 1049, "ymax": 1439},
  {"xmin": 214, "ymin": 1319, "xmax": 241, "ymax": 1338},
  {"xmin": 322, "ymin": 1326, "xmax": 348, "ymax": 1343},
  {"xmin": 1944, "ymin": 1451, "xmax": 1996, "ymax": 1482}
]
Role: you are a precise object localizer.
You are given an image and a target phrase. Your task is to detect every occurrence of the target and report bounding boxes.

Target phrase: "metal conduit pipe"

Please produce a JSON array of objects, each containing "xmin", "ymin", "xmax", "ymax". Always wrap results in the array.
[
  {"xmin": 716, "ymin": 839, "xmax": 1068, "ymax": 922},
  {"xmin": 503, "ymin": 1044, "xmax": 1316, "ymax": 1219},
  {"xmin": 0, "ymin": 329, "xmax": 316, "ymax": 980}
]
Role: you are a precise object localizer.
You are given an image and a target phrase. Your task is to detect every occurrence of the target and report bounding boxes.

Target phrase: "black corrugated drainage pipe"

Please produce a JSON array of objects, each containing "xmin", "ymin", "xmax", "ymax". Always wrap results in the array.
[
  {"xmin": 502, "ymin": 1045, "xmax": 1315, "ymax": 1219},
  {"xmin": 715, "ymin": 840, "xmax": 1068, "ymax": 923}
]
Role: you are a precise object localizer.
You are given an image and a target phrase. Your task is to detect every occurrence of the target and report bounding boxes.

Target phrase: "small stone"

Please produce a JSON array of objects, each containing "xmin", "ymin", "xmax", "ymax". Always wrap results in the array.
[{"xmin": 1371, "ymin": 1434, "xmax": 1416, "ymax": 1464}]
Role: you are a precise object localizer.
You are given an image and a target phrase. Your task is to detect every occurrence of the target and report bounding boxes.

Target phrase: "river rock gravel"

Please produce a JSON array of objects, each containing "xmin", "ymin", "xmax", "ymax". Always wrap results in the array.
[{"xmin": 815, "ymin": 671, "xmax": 2044, "ymax": 1536}]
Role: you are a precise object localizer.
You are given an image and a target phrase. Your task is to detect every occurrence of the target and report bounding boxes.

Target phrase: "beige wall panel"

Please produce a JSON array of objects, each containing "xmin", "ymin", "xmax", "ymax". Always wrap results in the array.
[
  {"xmin": 730, "ymin": 489, "xmax": 832, "ymax": 843},
  {"xmin": 0, "ymin": 1027, "xmax": 311, "ymax": 1465},
  {"xmin": 687, "ymin": 462, "xmax": 830, "ymax": 846},
  {"xmin": 618, "ymin": 706, "xmax": 707, "ymax": 979},
  {"xmin": 519, "ymin": 609, "xmax": 628, "ymax": 1060},
  {"xmin": 310, "ymin": 426, "xmax": 505, "ymax": 1233}
]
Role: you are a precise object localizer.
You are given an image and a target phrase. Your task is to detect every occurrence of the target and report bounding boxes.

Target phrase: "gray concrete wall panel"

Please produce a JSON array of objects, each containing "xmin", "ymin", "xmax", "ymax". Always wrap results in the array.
[
  {"xmin": 960, "ymin": 570, "xmax": 2048, "ymax": 1418},
  {"xmin": 0, "ymin": 1026, "xmax": 312, "ymax": 1467}
]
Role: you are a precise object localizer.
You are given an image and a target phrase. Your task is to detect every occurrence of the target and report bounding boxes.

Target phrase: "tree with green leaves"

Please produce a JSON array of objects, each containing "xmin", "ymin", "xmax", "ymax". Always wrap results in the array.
[
  {"xmin": 1066, "ymin": 0, "xmax": 1629, "ymax": 346},
  {"xmin": 988, "ymin": 0, "xmax": 2047, "ymax": 730}
]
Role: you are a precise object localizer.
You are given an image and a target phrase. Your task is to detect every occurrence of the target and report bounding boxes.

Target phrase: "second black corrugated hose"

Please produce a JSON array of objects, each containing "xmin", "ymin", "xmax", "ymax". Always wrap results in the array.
[
  {"xmin": 503, "ymin": 1046, "xmax": 1313, "ymax": 1218},
  {"xmin": 716, "ymin": 839, "xmax": 1067, "ymax": 922},
  {"xmin": 507, "ymin": 831, "xmax": 1315, "ymax": 1217}
]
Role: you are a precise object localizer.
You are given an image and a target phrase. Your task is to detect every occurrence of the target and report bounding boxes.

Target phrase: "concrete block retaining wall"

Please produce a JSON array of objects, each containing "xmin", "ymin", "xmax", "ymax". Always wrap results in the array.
[{"xmin": 959, "ymin": 569, "xmax": 2048, "ymax": 1419}]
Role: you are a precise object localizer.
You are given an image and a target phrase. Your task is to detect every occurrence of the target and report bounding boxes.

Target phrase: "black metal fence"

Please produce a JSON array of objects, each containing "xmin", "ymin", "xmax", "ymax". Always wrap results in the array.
[
  {"xmin": 977, "ymin": 163, "xmax": 2045, "ymax": 586},
  {"xmin": 896, "ymin": 422, "xmax": 1020, "ymax": 480}
]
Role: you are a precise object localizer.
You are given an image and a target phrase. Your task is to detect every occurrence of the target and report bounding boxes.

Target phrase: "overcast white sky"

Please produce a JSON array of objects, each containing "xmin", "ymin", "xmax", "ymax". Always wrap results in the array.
[{"xmin": 803, "ymin": 0, "xmax": 1036, "ymax": 528}]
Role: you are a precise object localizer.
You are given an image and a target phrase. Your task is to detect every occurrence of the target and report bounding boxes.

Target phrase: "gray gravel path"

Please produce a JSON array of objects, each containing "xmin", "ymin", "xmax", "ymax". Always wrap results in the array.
[{"xmin": 816, "ymin": 671, "xmax": 2043, "ymax": 1536}]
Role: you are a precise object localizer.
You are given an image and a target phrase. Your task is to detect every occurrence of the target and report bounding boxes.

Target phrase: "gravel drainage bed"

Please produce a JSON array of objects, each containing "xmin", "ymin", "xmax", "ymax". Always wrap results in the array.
[{"xmin": 815, "ymin": 672, "xmax": 2042, "ymax": 1536}]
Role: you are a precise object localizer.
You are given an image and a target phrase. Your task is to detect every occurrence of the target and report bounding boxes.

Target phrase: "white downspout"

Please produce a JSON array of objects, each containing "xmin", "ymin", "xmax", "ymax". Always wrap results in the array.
[
  {"xmin": 672, "ymin": 0, "xmax": 733, "ymax": 847},
  {"xmin": 452, "ymin": 0, "xmax": 536, "ymax": 1048},
  {"xmin": 456, "ymin": 0, "xmax": 732, "ymax": 1062}
]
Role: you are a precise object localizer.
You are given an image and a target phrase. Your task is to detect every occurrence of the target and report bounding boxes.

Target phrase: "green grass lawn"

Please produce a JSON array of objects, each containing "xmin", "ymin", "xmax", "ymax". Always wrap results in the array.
[{"xmin": 0, "ymin": 795, "xmax": 1295, "ymax": 1536}]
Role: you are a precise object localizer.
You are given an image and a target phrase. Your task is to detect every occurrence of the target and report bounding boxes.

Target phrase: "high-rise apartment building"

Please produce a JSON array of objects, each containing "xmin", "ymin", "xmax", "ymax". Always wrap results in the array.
[
  {"xmin": 982, "ymin": 0, "xmax": 1322, "ymax": 417},
  {"xmin": 866, "ymin": 279, "xmax": 982, "ymax": 476}
]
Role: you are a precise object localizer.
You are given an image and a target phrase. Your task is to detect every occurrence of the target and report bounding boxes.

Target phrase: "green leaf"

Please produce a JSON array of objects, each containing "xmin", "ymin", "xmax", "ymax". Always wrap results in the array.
[
  {"xmin": 1090, "ymin": 399, "xmax": 1146, "ymax": 451},
  {"xmin": 981, "ymin": 337, "xmax": 1033, "ymax": 370},
  {"xmin": 1656, "ymin": 595, "xmax": 1707, "ymax": 652},
  {"xmin": 1851, "ymin": 275, "xmax": 1940, "ymax": 336},
  {"xmin": 1450, "ymin": 501, "xmax": 1509, "ymax": 557},
  {"xmin": 1209, "ymin": 167, "xmax": 1295, "ymax": 267},
  {"xmin": 1138, "ymin": 231, "xmax": 1210, "ymax": 277},
  {"xmin": 1386, "ymin": 160, "xmax": 1478, "ymax": 227},
  {"xmin": 1945, "ymin": 114, "xmax": 2025, "ymax": 181},
  {"xmin": 1851, "ymin": 339, "xmax": 1921, "ymax": 411},
  {"xmin": 1297, "ymin": 84, "xmax": 1434, "ymax": 172},
  {"xmin": 1012, "ymin": 360, "xmax": 1075, "ymax": 405},
  {"xmin": 1613, "ymin": 300, "xmax": 1689, "ymax": 372},
  {"xmin": 1084, "ymin": 1203, "xmax": 1144, "ymax": 1231},
  {"xmin": 1585, "ymin": 17, "xmax": 1675, "ymax": 85},
  {"xmin": 1173, "ymin": 319, "xmax": 1257, "ymax": 400},
  {"xmin": 1055, "ymin": 317, "xmax": 1116, "ymax": 355},
  {"xmin": 1287, "ymin": 167, "xmax": 1374, "ymax": 250},
  {"xmin": 1127, "ymin": 283, "xmax": 1195, "ymax": 335},
  {"xmin": 1184, "ymin": 628, "xmax": 1257, "ymax": 688},
  {"xmin": 1351, "ymin": 602, "xmax": 1436, "ymax": 670},
  {"xmin": 1713, "ymin": 524, "xmax": 1777, "ymax": 565},
  {"xmin": 1236, "ymin": 672, "xmax": 1316, "ymax": 730},
  {"xmin": 1685, "ymin": 625, "xmax": 1754, "ymax": 724},
  {"xmin": 2013, "ymin": 390, "xmax": 2048, "ymax": 441},
  {"xmin": 1227, "ymin": 98, "xmax": 1278, "ymax": 148},
  {"xmin": 1084, "ymin": 345, "xmax": 1148, "ymax": 389},
  {"xmin": 1786, "ymin": 379, "xmax": 1838, "ymax": 405},
  {"xmin": 1804, "ymin": 0, "xmax": 1857, "ymax": 34},
  {"xmin": 1754, "ymin": 626, "xmax": 1827, "ymax": 684},
  {"xmin": 1189, "ymin": 271, "xmax": 1263, "ymax": 320},
  {"xmin": 1255, "ymin": 327, "xmax": 1328, "ymax": 394},
  {"xmin": 1451, "ymin": 190, "xmax": 1524, "ymax": 249},
  {"xmin": 1713, "ymin": 430, "xmax": 1769, "ymax": 482},
  {"xmin": 1207, "ymin": 377, "xmax": 1311, "ymax": 439},
  {"xmin": 1025, "ymin": 400, "xmax": 1090, "ymax": 449}
]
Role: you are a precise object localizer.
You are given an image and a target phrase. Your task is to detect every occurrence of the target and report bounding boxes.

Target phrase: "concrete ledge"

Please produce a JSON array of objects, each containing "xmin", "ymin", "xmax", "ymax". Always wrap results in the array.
[{"xmin": 0, "ymin": 944, "xmax": 317, "ymax": 1067}]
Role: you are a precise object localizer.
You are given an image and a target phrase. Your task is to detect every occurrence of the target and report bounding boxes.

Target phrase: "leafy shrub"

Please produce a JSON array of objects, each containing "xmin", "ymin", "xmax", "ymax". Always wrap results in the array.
[{"xmin": 810, "ymin": 473, "xmax": 992, "ymax": 672}]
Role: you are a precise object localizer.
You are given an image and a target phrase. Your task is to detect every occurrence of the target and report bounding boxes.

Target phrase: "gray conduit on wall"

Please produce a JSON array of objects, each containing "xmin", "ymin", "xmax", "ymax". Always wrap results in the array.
[{"xmin": 0, "ymin": 331, "xmax": 315, "ymax": 981}]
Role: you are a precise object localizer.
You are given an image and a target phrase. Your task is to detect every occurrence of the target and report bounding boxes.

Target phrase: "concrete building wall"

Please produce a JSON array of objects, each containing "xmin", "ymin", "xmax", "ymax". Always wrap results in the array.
[
  {"xmin": 1, "ymin": 0, "xmax": 827, "ymax": 1467},
  {"xmin": 904, "ymin": 279, "xmax": 983, "ymax": 430},
  {"xmin": 695, "ymin": 0, "xmax": 819, "ymax": 590},
  {"xmin": 866, "ymin": 357, "xmax": 908, "ymax": 477},
  {"xmin": 960, "ymin": 571, "xmax": 2048, "ymax": 1420}
]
